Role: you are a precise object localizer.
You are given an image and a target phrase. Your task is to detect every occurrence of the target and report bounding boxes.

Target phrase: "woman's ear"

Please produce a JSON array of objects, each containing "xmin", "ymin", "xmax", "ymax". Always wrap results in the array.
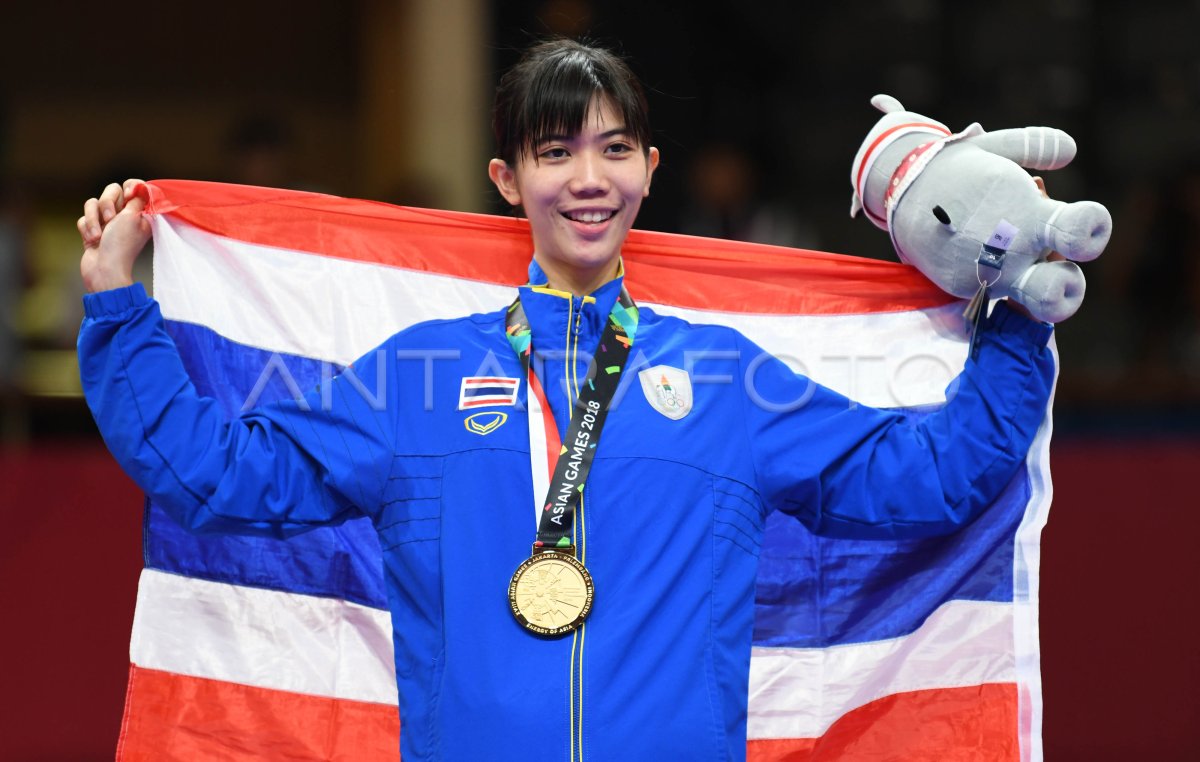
[
  {"xmin": 488, "ymin": 159, "xmax": 522, "ymax": 206},
  {"xmin": 643, "ymin": 147, "xmax": 661, "ymax": 198}
]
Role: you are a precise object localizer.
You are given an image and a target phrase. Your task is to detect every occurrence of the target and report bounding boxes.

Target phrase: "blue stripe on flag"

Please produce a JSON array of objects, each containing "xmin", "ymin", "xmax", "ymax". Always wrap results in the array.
[
  {"xmin": 463, "ymin": 386, "xmax": 516, "ymax": 397},
  {"xmin": 150, "ymin": 320, "xmax": 390, "ymax": 609},
  {"xmin": 752, "ymin": 435, "xmax": 1027, "ymax": 647},
  {"xmin": 166, "ymin": 320, "xmax": 332, "ymax": 418},
  {"xmin": 145, "ymin": 501, "xmax": 388, "ymax": 609}
]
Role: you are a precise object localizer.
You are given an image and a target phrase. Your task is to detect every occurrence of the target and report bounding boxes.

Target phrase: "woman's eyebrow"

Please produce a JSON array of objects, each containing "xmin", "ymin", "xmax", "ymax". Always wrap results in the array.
[{"xmin": 538, "ymin": 127, "xmax": 630, "ymax": 143}]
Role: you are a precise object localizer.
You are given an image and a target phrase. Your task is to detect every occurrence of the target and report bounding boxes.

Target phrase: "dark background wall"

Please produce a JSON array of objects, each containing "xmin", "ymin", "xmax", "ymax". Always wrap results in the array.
[{"xmin": 1, "ymin": 0, "xmax": 1197, "ymax": 758}]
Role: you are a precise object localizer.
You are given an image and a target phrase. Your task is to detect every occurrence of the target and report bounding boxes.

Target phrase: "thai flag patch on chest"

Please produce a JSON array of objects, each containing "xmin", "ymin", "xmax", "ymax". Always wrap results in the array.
[{"xmin": 458, "ymin": 376, "xmax": 521, "ymax": 410}]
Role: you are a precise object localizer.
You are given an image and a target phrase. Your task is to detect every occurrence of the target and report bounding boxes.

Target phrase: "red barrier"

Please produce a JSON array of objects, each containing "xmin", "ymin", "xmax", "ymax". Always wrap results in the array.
[
  {"xmin": 1041, "ymin": 438, "xmax": 1200, "ymax": 760},
  {"xmin": 0, "ymin": 443, "xmax": 143, "ymax": 760}
]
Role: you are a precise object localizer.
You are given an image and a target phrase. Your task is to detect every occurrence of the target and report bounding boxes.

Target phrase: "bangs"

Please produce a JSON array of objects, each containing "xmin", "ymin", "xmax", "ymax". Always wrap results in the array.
[
  {"xmin": 523, "ymin": 53, "xmax": 607, "ymax": 153},
  {"xmin": 493, "ymin": 40, "xmax": 651, "ymax": 165}
]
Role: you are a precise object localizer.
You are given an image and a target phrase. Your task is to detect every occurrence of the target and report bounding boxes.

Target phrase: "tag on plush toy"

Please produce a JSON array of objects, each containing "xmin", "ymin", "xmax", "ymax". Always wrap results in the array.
[
  {"xmin": 963, "ymin": 285, "xmax": 988, "ymax": 326},
  {"xmin": 965, "ymin": 220, "xmax": 1020, "ymax": 356},
  {"xmin": 979, "ymin": 220, "xmax": 1017, "ymax": 269},
  {"xmin": 963, "ymin": 284, "xmax": 989, "ymax": 358}
]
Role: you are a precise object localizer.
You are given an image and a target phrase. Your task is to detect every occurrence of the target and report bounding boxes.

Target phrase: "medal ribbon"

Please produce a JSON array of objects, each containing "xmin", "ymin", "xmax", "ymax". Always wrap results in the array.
[{"xmin": 506, "ymin": 288, "xmax": 638, "ymax": 552}]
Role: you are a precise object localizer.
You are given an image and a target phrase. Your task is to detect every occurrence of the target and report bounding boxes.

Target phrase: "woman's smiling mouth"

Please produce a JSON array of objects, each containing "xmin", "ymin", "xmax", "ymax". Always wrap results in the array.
[{"xmin": 562, "ymin": 209, "xmax": 617, "ymax": 224}]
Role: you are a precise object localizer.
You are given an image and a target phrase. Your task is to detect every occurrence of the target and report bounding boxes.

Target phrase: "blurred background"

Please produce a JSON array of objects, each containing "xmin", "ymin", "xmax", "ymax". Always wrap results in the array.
[{"xmin": 0, "ymin": 0, "xmax": 1196, "ymax": 758}]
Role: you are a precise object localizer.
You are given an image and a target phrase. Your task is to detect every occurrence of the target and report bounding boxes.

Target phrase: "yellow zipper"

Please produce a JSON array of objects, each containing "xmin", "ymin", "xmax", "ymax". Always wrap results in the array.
[{"xmin": 568, "ymin": 298, "xmax": 586, "ymax": 762}]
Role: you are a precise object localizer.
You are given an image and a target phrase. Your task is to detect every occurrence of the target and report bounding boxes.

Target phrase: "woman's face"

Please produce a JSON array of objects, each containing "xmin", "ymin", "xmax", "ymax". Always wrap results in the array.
[{"xmin": 489, "ymin": 97, "xmax": 659, "ymax": 294}]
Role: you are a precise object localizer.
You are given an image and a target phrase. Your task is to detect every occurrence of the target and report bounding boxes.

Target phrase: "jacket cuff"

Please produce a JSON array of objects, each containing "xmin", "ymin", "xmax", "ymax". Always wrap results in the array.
[
  {"xmin": 985, "ymin": 300, "xmax": 1054, "ymax": 347},
  {"xmin": 83, "ymin": 283, "xmax": 149, "ymax": 319}
]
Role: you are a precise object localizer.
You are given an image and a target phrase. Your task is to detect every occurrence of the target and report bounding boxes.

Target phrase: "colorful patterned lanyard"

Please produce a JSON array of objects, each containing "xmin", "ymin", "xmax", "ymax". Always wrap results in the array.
[
  {"xmin": 503, "ymin": 288, "xmax": 638, "ymax": 637},
  {"xmin": 504, "ymin": 288, "xmax": 639, "ymax": 549}
]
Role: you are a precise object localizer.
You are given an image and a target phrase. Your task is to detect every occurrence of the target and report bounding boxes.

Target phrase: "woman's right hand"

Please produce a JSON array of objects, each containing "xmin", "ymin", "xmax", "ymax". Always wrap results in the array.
[{"xmin": 78, "ymin": 179, "xmax": 152, "ymax": 293}]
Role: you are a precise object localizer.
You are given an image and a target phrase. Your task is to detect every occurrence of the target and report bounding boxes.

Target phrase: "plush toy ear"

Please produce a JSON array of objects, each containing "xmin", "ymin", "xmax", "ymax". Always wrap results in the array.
[
  {"xmin": 871, "ymin": 94, "xmax": 905, "ymax": 114},
  {"xmin": 965, "ymin": 127, "xmax": 1077, "ymax": 171}
]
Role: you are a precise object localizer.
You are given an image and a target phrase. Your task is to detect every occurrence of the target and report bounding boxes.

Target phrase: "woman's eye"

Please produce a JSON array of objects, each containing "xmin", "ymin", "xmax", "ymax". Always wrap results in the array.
[
  {"xmin": 606, "ymin": 142, "xmax": 633, "ymax": 155},
  {"xmin": 539, "ymin": 147, "xmax": 569, "ymax": 160}
]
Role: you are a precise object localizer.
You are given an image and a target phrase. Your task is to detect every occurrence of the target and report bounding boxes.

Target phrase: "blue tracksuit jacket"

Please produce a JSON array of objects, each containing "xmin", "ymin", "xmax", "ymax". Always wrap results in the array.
[{"xmin": 78, "ymin": 259, "xmax": 1055, "ymax": 761}]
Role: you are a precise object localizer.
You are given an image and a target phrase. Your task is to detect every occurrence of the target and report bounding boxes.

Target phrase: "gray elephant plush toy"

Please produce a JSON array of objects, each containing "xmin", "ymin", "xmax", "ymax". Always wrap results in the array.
[{"xmin": 850, "ymin": 94, "xmax": 1111, "ymax": 323}]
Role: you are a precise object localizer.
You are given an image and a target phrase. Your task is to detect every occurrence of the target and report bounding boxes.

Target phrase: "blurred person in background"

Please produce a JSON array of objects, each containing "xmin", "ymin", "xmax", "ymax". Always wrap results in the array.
[
  {"xmin": 222, "ymin": 114, "xmax": 297, "ymax": 190},
  {"xmin": 0, "ymin": 181, "xmax": 23, "ymax": 409},
  {"xmin": 0, "ymin": 93, "xmax": 27, "ymax": 438},
  {"xmin": 678, "ymin": 140, "xmax": 818, "ymax": 249}
]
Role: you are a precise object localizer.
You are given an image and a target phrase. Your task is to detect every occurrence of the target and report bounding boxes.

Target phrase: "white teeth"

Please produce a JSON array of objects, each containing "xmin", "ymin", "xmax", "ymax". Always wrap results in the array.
[{"xmin": 565, "ymin": 210, "xmax": 614, "ymax": 223}]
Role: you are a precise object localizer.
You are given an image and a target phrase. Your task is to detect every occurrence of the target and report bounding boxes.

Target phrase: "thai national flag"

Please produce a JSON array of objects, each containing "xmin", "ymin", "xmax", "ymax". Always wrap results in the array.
[
  {"xmin": 115, "ymin": 180, "xmax": 1054, "ymax": 761},
  {"xmin": 459, "ymin": 376, "xmax": 521, "ymax": 409}
]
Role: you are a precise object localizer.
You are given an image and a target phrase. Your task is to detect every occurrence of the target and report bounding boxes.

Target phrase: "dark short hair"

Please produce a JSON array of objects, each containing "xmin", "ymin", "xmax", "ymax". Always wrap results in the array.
[{"xmin": 492, "ymin": 39, "xmax": 651, "ymax": 166}]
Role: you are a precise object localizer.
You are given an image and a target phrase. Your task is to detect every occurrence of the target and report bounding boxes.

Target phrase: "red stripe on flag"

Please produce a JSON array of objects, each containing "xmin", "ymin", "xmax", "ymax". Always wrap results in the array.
[
  {"xmin": 140, "ymin": 180, "xmax": 953, "ymax": 315},
  {"xmin": 116, "ymin": 665, "xmax": 400, "ymax": 761},
  {"xmin": 746, "ymin": 683, "xmax": 1019, "ymax": 761},
  {"xmin": 461, "ymin": 397, "xmax": 515, "ymax": 408}
]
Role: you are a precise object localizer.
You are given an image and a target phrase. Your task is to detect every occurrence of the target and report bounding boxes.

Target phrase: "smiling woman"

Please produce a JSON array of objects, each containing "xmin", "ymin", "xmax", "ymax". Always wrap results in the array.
[{"xmin": 487, "ymin": 41, "xmax": 660, "ymax": 295}]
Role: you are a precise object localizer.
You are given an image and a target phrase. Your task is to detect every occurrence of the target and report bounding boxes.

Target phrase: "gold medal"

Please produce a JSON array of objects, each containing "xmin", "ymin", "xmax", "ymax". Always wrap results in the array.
[{"xmin": 508, "ymin": 550, "xmax": 594, "ymax": 637}]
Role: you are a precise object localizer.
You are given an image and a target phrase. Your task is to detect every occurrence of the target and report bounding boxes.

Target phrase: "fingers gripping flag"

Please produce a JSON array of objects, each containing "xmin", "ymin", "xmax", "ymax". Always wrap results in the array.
[{"xmin": 116, "ymin": 180, "xmax": 1054, "ymax": 761}]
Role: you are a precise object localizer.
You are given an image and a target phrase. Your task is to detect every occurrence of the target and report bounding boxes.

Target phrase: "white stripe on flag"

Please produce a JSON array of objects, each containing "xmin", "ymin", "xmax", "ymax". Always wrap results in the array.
[
  {"xmin": 152, "ymin": 216, "xmax": 969, "ymax": 408},
  {"xmin": 1013, "ymin": 339, "xmax": 1058, "ymax": 762},
  {"xmin": 747, "ymin": 598, "xmax": 1015, "ymax": 740},
  {"xmin": 130, "ymin": 569, "xmax": 398, "ymax": 705},
  {"xmin": 151, "ymin": 215, "xmax": 513, "ymax": 366},
  {"xmin": 649, "ymin": 302, "xmax": 968, "ymax": 407}
]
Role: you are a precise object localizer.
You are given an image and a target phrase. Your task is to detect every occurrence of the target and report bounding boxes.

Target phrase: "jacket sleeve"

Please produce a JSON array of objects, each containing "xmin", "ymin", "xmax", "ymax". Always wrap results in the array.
[
  {"xmin": 742, "ymin": 301, "xmax": 1055, "ymax": 540},
  {"xmin": 77, "ymin": 284, "xmax": 395, "ymax": 537}
]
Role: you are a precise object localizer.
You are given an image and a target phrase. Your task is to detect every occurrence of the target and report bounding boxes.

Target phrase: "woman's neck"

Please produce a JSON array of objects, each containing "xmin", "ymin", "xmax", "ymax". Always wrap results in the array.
[{"xmin": 534, "ymin": 257, "xmax": 620, "ymax": 297}]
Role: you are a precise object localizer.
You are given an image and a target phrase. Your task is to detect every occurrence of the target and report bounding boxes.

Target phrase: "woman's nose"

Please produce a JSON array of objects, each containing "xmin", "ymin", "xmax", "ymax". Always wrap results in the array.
[{"xmin": 569, "ymin": 152, "xmax": 610, "ymax": 195}]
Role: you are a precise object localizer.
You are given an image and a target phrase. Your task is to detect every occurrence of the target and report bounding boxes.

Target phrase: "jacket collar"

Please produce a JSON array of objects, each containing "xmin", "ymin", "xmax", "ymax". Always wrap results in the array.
[{"xmin": 516, "ymin": 258, "xmax": 626, "ymax": 357}]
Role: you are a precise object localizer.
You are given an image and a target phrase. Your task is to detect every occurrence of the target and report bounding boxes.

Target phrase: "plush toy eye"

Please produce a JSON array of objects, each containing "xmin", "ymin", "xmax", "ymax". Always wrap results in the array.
[{"xmin": 932, "ymin": 206, "xmax": 952, "ymax": 225}]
